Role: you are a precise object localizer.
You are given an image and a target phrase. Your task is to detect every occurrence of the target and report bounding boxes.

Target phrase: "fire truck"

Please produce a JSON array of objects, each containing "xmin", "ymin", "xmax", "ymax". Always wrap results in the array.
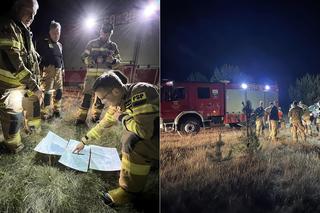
[
  {"xmin": 161, "ymin": 80, "xmax": 279, "ymax": 134},
  {"xmin": 63, "ymin": 64, "xmax": 159, "ymax": 96}
]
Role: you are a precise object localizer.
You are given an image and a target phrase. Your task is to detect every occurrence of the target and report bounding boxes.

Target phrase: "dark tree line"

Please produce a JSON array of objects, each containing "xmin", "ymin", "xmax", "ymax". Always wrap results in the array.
[{"xmin": 289, "ymin": 74, "xmax": 320, "ymax": 105}]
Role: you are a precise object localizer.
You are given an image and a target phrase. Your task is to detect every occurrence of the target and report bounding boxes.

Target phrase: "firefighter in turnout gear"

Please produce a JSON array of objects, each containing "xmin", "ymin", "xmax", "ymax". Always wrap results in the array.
[
  {"xmin": 299, "ymin": 101, "xmax": 312, "ymax": 136},
  {"xmin": 75, "ymin": 23, "xmax": 121, "ymax": 125},
  {"xmin": 0, "ymin": 0, "xmax": 42, "ymax": 153},
  {"xmin": 288, "ymin": 101, "xmax": 306, "ymax": 142},
  {"xmin": 38, "ymin": 20, "xmax": 64, "ymax": 119},
  {"xmin": 73, "ymin": 70, "xmax": 159, "ymax": 206},
  {"xmin": 315, "ymin": 101, "xmax": 320, "ymax": 136},
  {"xmin": 254, "ymin": 101, "xmax": 265, "ymax": 137}
]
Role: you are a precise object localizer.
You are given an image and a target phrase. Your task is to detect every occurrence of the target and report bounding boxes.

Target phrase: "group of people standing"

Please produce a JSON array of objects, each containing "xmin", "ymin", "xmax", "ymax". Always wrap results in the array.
[{"xmin": 244, "ymin": 99, "xmax": 319, "ymax": 143}]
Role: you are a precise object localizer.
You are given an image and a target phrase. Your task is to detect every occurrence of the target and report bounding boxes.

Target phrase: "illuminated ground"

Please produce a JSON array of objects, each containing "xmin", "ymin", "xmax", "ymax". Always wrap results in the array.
[{"xmin": 0, "ymin": 94, "xmax": 159, "ymax": 213}]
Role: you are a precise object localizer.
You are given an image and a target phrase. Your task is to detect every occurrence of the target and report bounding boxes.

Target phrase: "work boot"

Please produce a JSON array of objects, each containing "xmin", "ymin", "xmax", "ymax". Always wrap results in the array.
[
  {"xmin": 91, "ymin": 116, "xmax": 100, "ymax": 123},
  {"xmin": 53, "ymin": 111, "xmax": 61, "ymax": 118},
  {"xmin": 41, "ymin": 113, "xmax": 53, "ymax": 121},
  {"xmin": 2, "ymin": 143, "xmax": 25, "ymax": 154},
  {"xmin": 41, "ymin": 106, "xmax": 52, "ymax": 121},
  {"xmin": 101, "ymin": 192, "xmax": 115, "ymax": 207},
  {"xmin": 75, "ymin": 119, "xmax": 87, "ymax": 126},
  {"xmin": 13, "ymin": 144, "xmax": 25, "ymax": 154},
  {"xmin": 102, "ymin": 187, "xmax": 133, "ymax": 206}
]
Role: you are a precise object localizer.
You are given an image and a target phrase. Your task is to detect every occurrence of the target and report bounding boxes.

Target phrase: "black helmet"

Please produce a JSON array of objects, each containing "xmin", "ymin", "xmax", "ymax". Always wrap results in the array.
[{"xmin": 101, "ymin": 23, "xmax": 114, "ymax": 33}]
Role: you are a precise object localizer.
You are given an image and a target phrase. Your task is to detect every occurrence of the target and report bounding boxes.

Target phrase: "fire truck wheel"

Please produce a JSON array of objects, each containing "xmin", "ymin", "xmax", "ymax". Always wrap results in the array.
[{"xmin": 179, "ymin": 117, "xmax": 201, "ymax": 135}]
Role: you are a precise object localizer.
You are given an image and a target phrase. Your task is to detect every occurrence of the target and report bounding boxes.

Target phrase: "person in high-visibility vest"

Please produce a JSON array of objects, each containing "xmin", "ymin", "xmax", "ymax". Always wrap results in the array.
[
  {"xmin": 73, "ymin": 70, "xmax": 159, "ymax": 206},
  {"xmin": 0, "ymin": 0, "xmax": 42, "ymax": 153},
  {"xmin": 75, "ymin": 23, "xmax": 121, "ymax": 125}
]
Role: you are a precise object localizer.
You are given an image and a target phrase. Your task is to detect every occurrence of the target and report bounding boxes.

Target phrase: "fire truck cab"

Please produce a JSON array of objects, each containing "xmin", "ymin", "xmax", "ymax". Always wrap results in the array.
[{"xmin": 161, "ymin": 81, "xmax": 278, "ymax": 134}]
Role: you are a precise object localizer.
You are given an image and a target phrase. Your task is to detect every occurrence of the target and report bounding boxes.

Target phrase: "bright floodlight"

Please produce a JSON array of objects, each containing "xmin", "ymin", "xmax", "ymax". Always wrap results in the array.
[
  {"xmin": 241, "ymin": 83, "xmax": 248, "ymax": 89},
  {"xmin": 84, "ymin": 16, "xmax": 96, "ymax": 30},
  {"xmin": 265, "ymin": 85, "xmax": 270, "ymax": 90},
  {"xmin": 143, "ymin": 3, "xmax": 157, "ymax": 18}
]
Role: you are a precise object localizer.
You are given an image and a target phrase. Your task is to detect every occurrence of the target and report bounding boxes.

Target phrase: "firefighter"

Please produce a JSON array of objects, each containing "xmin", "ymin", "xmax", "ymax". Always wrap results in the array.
[
  {"xmin": 288, "ymin": 101, "xmax": 306, "ymax": 142},
  {"xmin": 315, "ymin": 101, "xmax": 320, "ymax": 137},
  {"xmin": 299, "ymin": 101, "xmax": 312, "ymax": 136},
  {"xmin": 75, "ymin": 23, "xmax": 121, "ymax": 125},
  {"xmin": 0, "ymin": 0, "xmax": 42, "ymax": 153},
  {"xmin": 266, "ymin": 101, "xmax": 279, "ymax": 141},
  {"xmin": 242, "ymin": 100, "xmax": 253, "ymax": 136},
  {"xmin": 37, "ymin": 20, "xmax": 64, "ymax": 119},
  {"xmin": 73, "ymin": 70, "xmax": 159, "ymax": 206},
  {"xmin": 254, "ymin": 101, "xmax": 265, "ymax": 137}
]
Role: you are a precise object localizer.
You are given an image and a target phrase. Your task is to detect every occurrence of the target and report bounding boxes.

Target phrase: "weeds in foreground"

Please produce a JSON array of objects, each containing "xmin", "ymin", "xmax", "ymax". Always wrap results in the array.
[{"xmin": 161, "ymin": 128, "xmax": 320, "ymax": 213}]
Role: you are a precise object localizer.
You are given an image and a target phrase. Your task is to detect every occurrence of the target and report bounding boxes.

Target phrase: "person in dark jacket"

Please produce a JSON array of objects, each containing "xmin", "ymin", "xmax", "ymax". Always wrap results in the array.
[
  {"xmin": 38, "ymin": 20, "xmax": 64, "ymax": 119},
  {"xmin": 266, "ymin": 101, "xmax": 279, "ymax": 141}
]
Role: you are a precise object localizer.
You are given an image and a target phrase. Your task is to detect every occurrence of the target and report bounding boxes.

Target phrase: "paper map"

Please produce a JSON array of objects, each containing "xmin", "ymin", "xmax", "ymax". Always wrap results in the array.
[
  {"xmin": 34, "ymin": 131, "xmax": 121, "ymax": 172},
  {"xmin": 90, "ymin": 145, "xmax": 121, "ymax": 171},
  {"xmin": 34, "ymin": 131, "xmax": 68, "ymax": 155},
  {"xmin": 58, "ymin": 140, "xmax": 91, "ymax": 172}
]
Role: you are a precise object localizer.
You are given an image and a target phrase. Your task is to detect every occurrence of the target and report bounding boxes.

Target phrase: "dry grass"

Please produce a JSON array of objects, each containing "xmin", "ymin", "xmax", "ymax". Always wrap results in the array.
[
  {"xmin": 0, "ymin": 93, "xmax": 158, "ymax": 213},
  {"xmin": 161, "ymin": 126, "xmax": 320, "ymax": 213}
]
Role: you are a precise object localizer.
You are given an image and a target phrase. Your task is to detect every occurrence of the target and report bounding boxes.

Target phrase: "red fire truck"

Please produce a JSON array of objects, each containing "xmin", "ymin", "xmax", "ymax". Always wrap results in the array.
[
  {"xmin": 161, "ymin": 80, "xmax": 279, "ymax": 134},
  {"xmin": 63, "ymin": 64, "xmax": 159, "ymax": 97},
  {"xmin": 64, "ymin": 64, "xmax": 159, "ymax": 86}
]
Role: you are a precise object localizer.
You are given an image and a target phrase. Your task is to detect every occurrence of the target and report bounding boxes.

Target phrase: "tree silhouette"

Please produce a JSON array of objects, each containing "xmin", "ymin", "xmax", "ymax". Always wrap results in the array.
[
  {"xmin": 210, "ymin": 64, "xmax": 252, "ymax": 83},
  {"xmin": 288, "ymin": 73, "xmax": 320, "ymax": 105},
  {"xmin": 187, "ymin": 72, "xmax": 208, "ymax": 82}
]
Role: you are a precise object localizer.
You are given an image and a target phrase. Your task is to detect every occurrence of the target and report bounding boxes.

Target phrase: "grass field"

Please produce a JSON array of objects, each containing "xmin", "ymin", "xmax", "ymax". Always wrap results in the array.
[
  {"xmin": 0, "ymin": 95, "xmax": 159, "ymax": 213},
  {"xmin": 161, "ymin": 126, "xmax": 320, "ymax": 213}
]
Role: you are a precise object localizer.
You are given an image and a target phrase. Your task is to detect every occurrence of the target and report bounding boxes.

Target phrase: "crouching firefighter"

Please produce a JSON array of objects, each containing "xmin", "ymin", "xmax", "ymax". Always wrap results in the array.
[
  {"xmin": 73, "ymin": 70, "xmax": 159, "ymax": 206},
  {"xmin": 0, "ymin": 0, "xmax": 42, "ymax": 153}
]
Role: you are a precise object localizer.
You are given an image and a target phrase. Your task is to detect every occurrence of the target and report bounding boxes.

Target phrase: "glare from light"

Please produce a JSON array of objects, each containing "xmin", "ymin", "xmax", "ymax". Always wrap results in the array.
[
  {"xmin": 265, "ymin": 85, "xmax": 270, "ymax": 90},
  {"xmin": 143, "ymin": 3, "xmax": 158, "ymax": 18},
  {"xmin": 241, "ymin": 83, "xmax": 248, "ymax": 89},
  {"xmin": 84, "ymin": 16, "xmax": 96, "ymax": 30}
]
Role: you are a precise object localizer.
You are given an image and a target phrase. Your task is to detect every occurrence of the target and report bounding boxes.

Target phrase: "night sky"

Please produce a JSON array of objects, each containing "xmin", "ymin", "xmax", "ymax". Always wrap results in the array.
[
  {"xmin": 161, "ymin": 0, "xmax": 320, "ymax": 111},
  {"xmin": 1, "ymin": 0, "xmax": 319, "ymax": 111}
]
